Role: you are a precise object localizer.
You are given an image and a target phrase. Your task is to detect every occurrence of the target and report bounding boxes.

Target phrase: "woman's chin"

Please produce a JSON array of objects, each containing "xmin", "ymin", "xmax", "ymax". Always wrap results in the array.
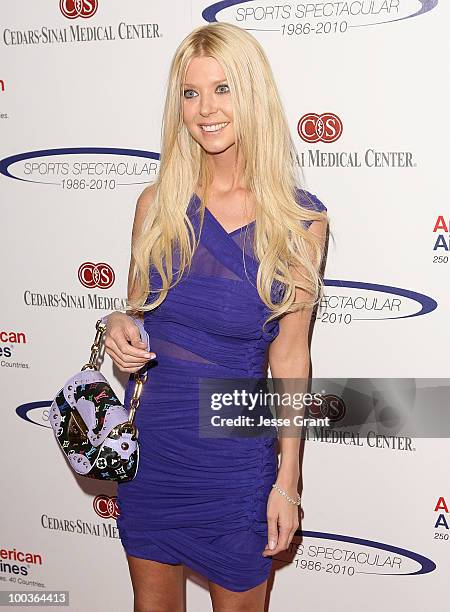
[{"xmin": 199, "ymin": 139, "xmax": 236, "ymax": 155}]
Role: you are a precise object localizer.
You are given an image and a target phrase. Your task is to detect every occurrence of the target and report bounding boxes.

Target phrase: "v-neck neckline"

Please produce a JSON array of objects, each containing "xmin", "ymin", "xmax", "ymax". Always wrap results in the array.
[{"xmin": 194, "ymin": 193, "xmax": 256, "ymax": 237}]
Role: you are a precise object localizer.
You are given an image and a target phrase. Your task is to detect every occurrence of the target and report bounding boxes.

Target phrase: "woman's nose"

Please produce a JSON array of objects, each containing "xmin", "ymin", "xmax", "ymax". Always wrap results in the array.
[{"xmin": 199, "ymin": 93, "xmax": 217, "ymax": 116}]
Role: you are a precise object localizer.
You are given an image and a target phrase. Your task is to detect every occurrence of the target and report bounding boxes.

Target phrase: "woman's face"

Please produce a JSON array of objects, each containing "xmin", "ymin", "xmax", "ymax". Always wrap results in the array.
[{"xmin": 182, "ymin": 55, "xmax": 235, "ymax": 154}]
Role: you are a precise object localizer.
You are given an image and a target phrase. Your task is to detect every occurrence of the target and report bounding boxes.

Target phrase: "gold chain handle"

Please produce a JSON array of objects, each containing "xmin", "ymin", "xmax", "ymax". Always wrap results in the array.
[
  {"xmin": 81, "ymin": 318, "xmax": 107, "ymax": 372},
  {"xmin": 80, "ymin": 318, "xmax": 149, "ymax": 440}
]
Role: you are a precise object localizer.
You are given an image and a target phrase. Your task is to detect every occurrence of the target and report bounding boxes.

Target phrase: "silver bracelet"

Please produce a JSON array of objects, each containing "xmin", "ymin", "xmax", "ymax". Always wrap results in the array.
[{"xmin": 272, "ymin": 483, "xmax": 301, "ymax": 506}]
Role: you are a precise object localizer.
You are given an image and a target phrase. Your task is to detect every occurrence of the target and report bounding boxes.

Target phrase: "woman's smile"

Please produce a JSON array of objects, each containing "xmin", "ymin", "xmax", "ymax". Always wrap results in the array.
[{"xmin": 199, "ymin": 121, "xmax": 230, "ymax": 134}]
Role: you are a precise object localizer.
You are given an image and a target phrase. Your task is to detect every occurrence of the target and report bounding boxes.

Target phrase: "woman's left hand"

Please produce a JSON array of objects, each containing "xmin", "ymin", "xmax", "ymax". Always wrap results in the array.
[{"xmin": 262, "ymin": 480, "xmax": 300, "ymax": 557}]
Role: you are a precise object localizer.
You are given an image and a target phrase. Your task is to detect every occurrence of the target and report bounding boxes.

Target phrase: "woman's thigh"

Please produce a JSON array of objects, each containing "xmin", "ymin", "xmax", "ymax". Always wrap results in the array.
[
  {"xmin": 208, "ymin": 578, "xmax": 268, "ymax": 612},
  {"xmin": 127, "ymin": 555, "xmax": 184, "ymax": 612}
]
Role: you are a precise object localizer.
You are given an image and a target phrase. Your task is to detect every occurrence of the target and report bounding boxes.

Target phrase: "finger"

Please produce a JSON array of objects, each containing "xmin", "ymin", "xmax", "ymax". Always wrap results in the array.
[
  {"xmin": 126, "ymin": 323, "xmax": 148, "ymax": 349},
  {"xmin": 287, "ymin": 529, "xmax": 297, "ymax": 548},
  {"xmin": 108, "ymin": 333, "xmax": 153, "ymax": 360},
  {"xmin": 265, "ymin": 515, "xmax": 278, "ymax": 552},
  {"xmin": 106, "ymin": 350, "xmax": 146, "ymax": 371},
  {"xmin": 106, "ymin": 337, "xmax": 152, "ymax": 364},
  {"xmin": 287, "ymin": 525, "xmax": 298, "ymax": 546},
  {"xmin": 263, "ymin": 524, "xmax": 294, "ymax": 557},
  {"xmin": 273, "ymin": 524, "xmax": 290, "ymax": 553},
  {"xmin": 116, "ymin": 337, "xmax": 153, "ymax": 359},
  {"xmin": 106, "ymin": 342, "xmax": 153, "ymax": 369}
]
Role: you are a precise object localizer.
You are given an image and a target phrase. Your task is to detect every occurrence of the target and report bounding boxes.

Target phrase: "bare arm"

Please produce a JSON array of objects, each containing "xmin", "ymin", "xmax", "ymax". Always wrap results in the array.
[
  {"xmin": 104, "ymin": 184, "xmax": 157, "ymax": 372},
  {"xmin": 268, "ymin": 215, "xmax": 328, "ymax": 487},
  {"xmin": 126, "ymin": 184, "xmax": 157, "ymax": 318}
]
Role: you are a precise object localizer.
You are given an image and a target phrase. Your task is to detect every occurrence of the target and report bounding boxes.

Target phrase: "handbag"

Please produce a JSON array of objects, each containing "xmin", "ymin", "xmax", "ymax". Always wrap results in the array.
[{"xmin": 49, "ymin": 314, "xmax": 150, "ymax": 482}]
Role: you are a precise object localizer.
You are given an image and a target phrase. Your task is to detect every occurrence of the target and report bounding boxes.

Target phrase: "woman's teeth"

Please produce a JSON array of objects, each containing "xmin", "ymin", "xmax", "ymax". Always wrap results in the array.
[{"xmin": 200, "ymin": 122, "xmax": 229, "ymax": 132}]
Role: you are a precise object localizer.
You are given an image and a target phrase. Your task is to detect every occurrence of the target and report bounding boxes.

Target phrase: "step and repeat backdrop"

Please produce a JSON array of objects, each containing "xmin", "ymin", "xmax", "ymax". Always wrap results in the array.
[{"xmin": 1, "ymin": 1, "xmax": 449, "ymax": 610}]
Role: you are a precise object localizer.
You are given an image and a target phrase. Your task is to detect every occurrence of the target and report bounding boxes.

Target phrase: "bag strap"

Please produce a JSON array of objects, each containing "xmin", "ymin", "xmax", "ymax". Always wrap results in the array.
[
  {"xmin": 80, "ymin": 314, "xmax": 150, "ymax": 437},
  {"xmin": 82, "ymin": 314, "xmax": 150, "ymax": 372}
]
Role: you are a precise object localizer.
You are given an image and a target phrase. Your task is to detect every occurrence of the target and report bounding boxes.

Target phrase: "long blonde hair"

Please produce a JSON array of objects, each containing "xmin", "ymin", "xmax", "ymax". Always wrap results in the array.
[{"xmin": 127, "ymin": 22, "xmax": 329, "ymax": 332}]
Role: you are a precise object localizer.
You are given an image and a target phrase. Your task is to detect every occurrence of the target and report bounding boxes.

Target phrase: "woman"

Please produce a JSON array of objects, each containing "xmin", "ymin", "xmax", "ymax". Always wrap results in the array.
[{"xmin": 105, "ymin": 22, "xmax": 329, "ymax": 612}]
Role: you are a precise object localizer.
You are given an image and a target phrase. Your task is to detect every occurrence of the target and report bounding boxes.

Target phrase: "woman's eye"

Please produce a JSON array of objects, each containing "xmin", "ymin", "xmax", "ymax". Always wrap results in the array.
[{"xmin": 183, "ymin": 85, "xmax": 229, "ymax": 99}]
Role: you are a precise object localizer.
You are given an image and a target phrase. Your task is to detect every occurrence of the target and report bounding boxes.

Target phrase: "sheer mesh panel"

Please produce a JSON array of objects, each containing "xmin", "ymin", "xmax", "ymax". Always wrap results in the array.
[
  {"xmin": 231, "ymin": 227, "xmax": 255, "ymax": 259},
  {"xmin": 152, "ymin": 239, "xmax": 243, "ymax": 365},
  {"xmin": 150, "ymin": 336, "xmax": 214, "ymax": 364},
  {"xmin": 188, "ymin": 243, "xmax": 242, "ymax": 281}
]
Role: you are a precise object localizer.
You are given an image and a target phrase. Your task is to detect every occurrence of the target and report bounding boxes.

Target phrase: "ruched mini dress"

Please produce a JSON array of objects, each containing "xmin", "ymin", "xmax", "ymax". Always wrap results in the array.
[{"xmin": 116, "ymin": 188, "xmax": 327, "ymax": 592}]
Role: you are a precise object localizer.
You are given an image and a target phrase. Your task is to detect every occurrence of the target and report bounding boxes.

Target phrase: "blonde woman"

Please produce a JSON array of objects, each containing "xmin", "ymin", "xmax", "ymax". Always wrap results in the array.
[{"xmin": 105, "ymin": 22, "xmax": 329, "ymax": 612}]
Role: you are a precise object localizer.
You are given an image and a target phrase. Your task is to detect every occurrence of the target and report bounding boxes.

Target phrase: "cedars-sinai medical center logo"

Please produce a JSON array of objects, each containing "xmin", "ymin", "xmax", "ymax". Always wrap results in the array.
[
  {"xmin": 202, "ymin": 1, "xmax": 439, "ymax": 32},
  {"xmin": 93, "ymin": 495, "xmax": 120, "ymax": 520},
  {"xmin": 298, "ymin": 113, "xmax": 342, "ymax": 144},
  {"xmin": 78, "ymin": 262, "xmax": 115, "ymax": 289},
  {"xmin": 297, "ymin": 112, "xmax": 416, "ymax": 169},
  {"xmin": 296, "ymin": 111, "xmax": 410, "ymax": 172},
  {"xmin": 60, "ymin": 0, "xmax": 98, "ymax": 20}
]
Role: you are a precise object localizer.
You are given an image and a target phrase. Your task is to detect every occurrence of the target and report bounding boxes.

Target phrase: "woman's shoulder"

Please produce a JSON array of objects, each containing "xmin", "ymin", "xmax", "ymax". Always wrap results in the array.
[
  {"xmin": 294, "ymin": 186, "xmax": 327, "ymax": 213},
  {"xmin": 137, "ymin": 183, "xmax": 158, "ymax": 210}
]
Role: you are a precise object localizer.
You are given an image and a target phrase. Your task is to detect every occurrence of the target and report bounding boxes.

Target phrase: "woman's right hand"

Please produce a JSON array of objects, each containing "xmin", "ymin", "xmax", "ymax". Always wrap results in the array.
[{"xmin": 104, "ymin": 311, "xmax": 156, "ymax": 373}]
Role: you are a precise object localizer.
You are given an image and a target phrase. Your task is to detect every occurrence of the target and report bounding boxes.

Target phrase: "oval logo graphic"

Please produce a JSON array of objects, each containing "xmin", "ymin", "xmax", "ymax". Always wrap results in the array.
[
  {"xmin": 60, "ymin": 0, "xmax": 98, "ymax": 20},
  {"xmin": 93, "ymin": 495, "xmax": 120, "ymax": 520},
  {"xmin": 276, "ymin": 531, "xmax": 436, "ymax": 576},
  {"xmin": 0, "ymin": 147, "xmax": 160, "ymax": 188},
  {"xmin": 309, "ymin": 394, "xmax": 346, "ymax": 422},
  {"xmin": 298, "ymin": 113, "xmax": 343, "ymax": 144},
  {"xmin": 322, "ymin": 280, "xmax": 437, "ymax": 321},
  {"xmin": 16, "ymin": 401, "xmax": 52, "ymax": 428},
  {"xmin": 78, "ymin": 262, "xmax": 115, "ymax": 289},
  {"xmin": 202, "ymin": 1, "xmax": 438, "ymax": 30}
]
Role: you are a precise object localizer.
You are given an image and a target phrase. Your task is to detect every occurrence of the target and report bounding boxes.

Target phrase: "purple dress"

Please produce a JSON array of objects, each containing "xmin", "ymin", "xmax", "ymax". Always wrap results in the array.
[{"xmin": 117, "ymin": 188, "xmax": 327, "ymax": 592}]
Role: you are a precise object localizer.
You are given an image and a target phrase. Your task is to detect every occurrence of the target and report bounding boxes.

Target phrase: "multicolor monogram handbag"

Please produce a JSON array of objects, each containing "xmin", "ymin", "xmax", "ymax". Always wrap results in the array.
[{"xmin": 49, "ymin": 315, "xmax": 149, "ymax": 482}]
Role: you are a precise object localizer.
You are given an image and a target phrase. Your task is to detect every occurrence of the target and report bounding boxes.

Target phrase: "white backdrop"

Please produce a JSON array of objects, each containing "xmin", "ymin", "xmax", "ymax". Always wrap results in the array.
[{"xmin": 1, "ymin": 1, "xmax": 449, "ymax": 610}]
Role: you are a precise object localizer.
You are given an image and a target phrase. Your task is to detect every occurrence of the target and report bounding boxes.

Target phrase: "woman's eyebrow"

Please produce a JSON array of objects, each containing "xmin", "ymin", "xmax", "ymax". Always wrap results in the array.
[{"xmin": 183, "ymin": 79, "xmax": 227, "ymax": 87}]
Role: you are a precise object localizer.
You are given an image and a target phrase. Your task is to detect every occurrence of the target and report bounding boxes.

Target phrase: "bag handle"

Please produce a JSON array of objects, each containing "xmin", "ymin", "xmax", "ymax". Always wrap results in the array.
[
  {"xmin": 80, "ymin": 314, "xmax": 150, "ymax": 438},
  {"xmin": 81, "ymin": 314, "xmax": 149, "ymax": 371}
]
